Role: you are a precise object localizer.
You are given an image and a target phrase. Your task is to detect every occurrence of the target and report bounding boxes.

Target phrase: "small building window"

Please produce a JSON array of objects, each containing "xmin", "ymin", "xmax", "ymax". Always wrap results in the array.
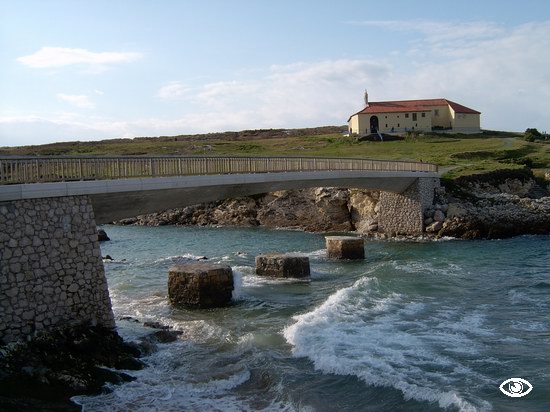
[
  {"xmin": 385, "ymin": 124, "xmax": 388, "ymax": 127},
  {"xmin": 434, "ymin": 109, "xmax": 439, "ymax": 117},
  {"xmin": 405, "ymin": 113, "xmax": 409, "ymax": 118},
  {"xmin": 421, "ymin": 113, "xmax": 426, "ymax": 118},
  {"xmin": 412, "ymin": 113, "xmax": 417, "ymax": 121},
  {"xmin": 398, "ymin": 123, "xmax": 400, "ymax": 127}
]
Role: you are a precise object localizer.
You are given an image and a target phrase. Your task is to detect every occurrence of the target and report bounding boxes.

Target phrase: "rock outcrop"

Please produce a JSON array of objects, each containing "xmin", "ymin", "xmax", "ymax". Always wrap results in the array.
[
  {"xmin": 117, "ymin": 188, "xmax": 353, "ymax": 232},
  {"xmin": 348, "ymin": 190, "xmax": 379, "ymax": 233},
  {"xmin": 115, "ymin": 169, "xmax": 550, "ymax": 240},
  {"xmin": 426, "ymin": 169, "xmax": 550, "ymax": 239},
  {"xmin": 257, "ymin": 188, "xmax": 352, "ymax": 232},
  {"xmin": 0, "ymin": 324, "xmax": 143, "ymax": 411},
  {"xmin": 436, "ymin": 195, "xmax": 550, "ymax": 239},
  {"xmin": 118, "ymin": 197, "xmax": 259, "ymax": 227},
  {"xmin": 97, "ymin": 228, "xmax": 110, "ymax": 241}
]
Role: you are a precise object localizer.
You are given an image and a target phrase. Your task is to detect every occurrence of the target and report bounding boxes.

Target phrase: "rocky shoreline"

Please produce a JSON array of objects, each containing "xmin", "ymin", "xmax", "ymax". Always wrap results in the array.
[
  {"xmin": 115, "ymin": 169, "xmax": 550, "ymax": 240},
  {"xmin": 0, "ymin": 321, "xmax": 181, "ymax": 411}
]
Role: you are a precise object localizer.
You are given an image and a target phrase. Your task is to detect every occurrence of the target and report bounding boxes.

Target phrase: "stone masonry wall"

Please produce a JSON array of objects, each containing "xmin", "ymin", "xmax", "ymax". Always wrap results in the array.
[
  {"xmin": 378, "ymin": 178, "xmax": 440, "ymax": 236},
  {"xmin": 0, "ymin": 196, "xmax": 115, "ymax": 344}
]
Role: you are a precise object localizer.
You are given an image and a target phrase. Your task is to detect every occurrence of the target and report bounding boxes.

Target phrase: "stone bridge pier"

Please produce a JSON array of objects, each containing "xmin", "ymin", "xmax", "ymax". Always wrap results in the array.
[
  {"xmin": 0, "ymin": 195, "xmax": 114, "ymax": 344},
  {"xmin": 378, "ymin": 177, "xmax": 441, "ymax": 236}
]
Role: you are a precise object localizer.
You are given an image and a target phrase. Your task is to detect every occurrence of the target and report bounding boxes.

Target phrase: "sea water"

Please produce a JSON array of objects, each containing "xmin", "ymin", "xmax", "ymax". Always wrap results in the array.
[{"xmin": 73, "ymin": 226, "xmax": 550, "ymax": 411}]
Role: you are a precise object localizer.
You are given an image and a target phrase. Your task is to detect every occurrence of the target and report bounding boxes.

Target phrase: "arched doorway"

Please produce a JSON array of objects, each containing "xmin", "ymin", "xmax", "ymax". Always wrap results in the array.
[{"xmin": 370, "ymin": 116, "xmax": 379, "ymax": 133}]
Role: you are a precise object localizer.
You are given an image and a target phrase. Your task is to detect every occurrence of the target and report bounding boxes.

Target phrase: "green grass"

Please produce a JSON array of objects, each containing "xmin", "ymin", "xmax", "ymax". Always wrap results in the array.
[{"xmin": 1, "ymin": 128, "xmax": 549, "ymax": 179}]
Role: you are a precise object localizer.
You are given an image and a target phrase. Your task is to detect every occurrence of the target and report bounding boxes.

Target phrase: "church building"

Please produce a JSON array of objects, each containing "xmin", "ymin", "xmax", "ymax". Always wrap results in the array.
[{"xmin": 348, "ymin": 91, "xmax": 481, "ymax": 135}]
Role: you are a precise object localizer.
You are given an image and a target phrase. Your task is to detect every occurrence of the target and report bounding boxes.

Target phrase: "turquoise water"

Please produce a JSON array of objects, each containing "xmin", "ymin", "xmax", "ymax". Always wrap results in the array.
[{"xmin": 74, "ymin": 226, "xmax": 550, "ymax": 411}]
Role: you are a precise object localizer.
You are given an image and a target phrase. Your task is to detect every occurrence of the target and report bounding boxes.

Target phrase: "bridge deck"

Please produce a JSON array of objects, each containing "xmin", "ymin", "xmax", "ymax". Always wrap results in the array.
[{"xmin": 0, "ymin": 156, "xmax": 437, "ymax": 185}]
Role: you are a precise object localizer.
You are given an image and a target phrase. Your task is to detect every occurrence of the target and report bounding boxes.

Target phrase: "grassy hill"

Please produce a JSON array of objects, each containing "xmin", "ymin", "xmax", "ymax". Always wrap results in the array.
[{"xmin": 1, "ymin": 127, "xmax": 548, "ymax": 179}]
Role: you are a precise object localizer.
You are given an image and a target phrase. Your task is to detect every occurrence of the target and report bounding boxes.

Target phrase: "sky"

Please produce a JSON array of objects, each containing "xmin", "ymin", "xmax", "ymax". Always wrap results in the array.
[{"xmin": 1, "ymin": 0, "xmax": 550, "ymax": 146}]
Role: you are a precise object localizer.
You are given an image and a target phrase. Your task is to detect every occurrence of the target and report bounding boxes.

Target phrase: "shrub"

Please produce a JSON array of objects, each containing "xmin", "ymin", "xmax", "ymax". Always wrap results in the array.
[{"xmin": 524, "ymin": 128, "xmax": 545, "ymax": 142}]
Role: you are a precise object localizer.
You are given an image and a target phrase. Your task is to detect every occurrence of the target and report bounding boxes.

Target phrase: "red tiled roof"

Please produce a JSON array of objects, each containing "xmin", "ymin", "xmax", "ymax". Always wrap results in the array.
[
  {"xmin": 444, "ymin": 99, "xmax": 481, "ymax": 114},
  {"xmin": 349, "ymin": 98, "xmax": 480, "ymax": 119}
]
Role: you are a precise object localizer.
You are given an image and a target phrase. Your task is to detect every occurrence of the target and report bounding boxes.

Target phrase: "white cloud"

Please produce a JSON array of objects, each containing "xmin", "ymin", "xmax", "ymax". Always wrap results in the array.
[
  {"xmin": 158, "ymin": 59, "xmax": 390, "ymax": 128},
  {"xmin": 57, "ymin": 94, "xmax": 95, "ymax": 109},
  {"xmin": 351, "ymin": 20, "xmax": 504, "ymax": 41},
  {"xmin": 0, "ymin": 59, "xmax": 390, "ymax": 145},
  {"xmin": 196, "ymin": 81, "xmax": 260, "ymax": 107},
  {"xmin": 348, "ymin": 20, "xmax": 510, "ymax": 62},
  {"xmin": 260, "ymin": 59, "xmax": 390, "ymax": 124},
  {"xmin": 0, "ymin": 112, "xmax": 254, "ymax": 145},
  {"xmin": 334, "ymin": 20, "xmax": 550, "ymax": 132},
  {"xmin": 363, "ymin": 21, "xmax": 550, "ymax": 130},
  {"xmin": 3, "ymin": 20, "xmax": 550, "ymax": 144},
  {"xmin": 157, "ymin": 80, "xmax": 259, "ymax": 104},
  {"xmin": 17, "ymin": 47, "xmax": 142, "ymax": 70},
  {"xmin": 156, "ymin": 81, "xmax": 192, "ymax": 100}
]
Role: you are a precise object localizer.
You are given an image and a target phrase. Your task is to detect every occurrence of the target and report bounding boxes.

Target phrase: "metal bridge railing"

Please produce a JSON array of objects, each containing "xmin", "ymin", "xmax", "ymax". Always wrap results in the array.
[{"xmin": 0, "ymin": 156, "xmax": 438, "ymax": 184}]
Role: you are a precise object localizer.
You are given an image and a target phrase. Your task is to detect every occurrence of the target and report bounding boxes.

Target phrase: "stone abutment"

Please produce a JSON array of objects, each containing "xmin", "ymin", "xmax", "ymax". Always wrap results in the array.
[
  {"xmin": 0, "ymin": 195, "xmax": 115, "ymax": 344},
  {"xmin": 378, "ymin": 177, "xmax": 441, "ymax": 235}
]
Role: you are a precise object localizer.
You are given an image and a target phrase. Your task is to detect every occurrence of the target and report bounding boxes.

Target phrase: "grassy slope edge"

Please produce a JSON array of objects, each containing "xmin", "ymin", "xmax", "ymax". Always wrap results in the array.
[{"xmin": 1, "ymin": 127, "xmax": 548, "ymax": 179}]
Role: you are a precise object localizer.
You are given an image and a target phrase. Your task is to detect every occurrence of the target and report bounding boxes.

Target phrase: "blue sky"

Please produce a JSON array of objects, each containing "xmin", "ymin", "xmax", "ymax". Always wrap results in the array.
[{"xmin": 1, "ymin": 0, "xmax": 550, "ymax": 146}]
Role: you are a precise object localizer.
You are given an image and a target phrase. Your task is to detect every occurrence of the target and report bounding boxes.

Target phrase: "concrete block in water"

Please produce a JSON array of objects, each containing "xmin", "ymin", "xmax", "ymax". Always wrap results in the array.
[
  {"xmin": 168, "ymin": 262, "xmax": 234, "ymax": 308},
  {"xmin": 255, "ymin": 254, "xmax": 310, "ymax": 278},
  {"xmin": 325, "ymin": 236, "xmax": 364, "ymax": 259}
]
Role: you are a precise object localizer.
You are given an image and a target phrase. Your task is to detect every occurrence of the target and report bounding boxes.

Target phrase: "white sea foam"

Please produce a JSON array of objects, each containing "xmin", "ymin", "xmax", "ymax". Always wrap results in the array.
[
  {"xmin": 102, "ymin": 258, "xmax": 129, "ymax": 264},
  {"xmin": 111, "ymin": 292, "xmax": 168, "ymax": 320},
  {"xmin": 151, "ymin": 253, "xmax": 209, "ymax": 265},
  {"xmin": 507, "ymin": 288, "xmax": 545, "ymax": 307},
  {"xmin": 390, "ymin": 260, "xmax": 464, "ymax": 277},
  {"xmin": 498, "ymin": 336, "xmax": 523, "ymax": 343},
  {"xmin": 232, "ymin": 269, "xmax": 244, "ymax": 300},
  {"xmin": 167, "ymin": 319, "xmax": 232, "ymax": 344},
  {"xmin": 510, "ymin": 320, "xmax": 548, "ymax": 332},
  {"xmin": 74, "ymin": 339, "xmax": 297, "ymax": 412},
  {"xmin": 433, "ymin": 236, "xmax": 460, "ymax": 242},
  {"xmin": 236, "ymin": 268, "xmax": 311, "ymax": 287},
  {"xmin": 232, "ymin": 265, "xmax": 255, "ymax": 277},
  {"xmin": 110, "ymin": 292, "xmax": 234, "ymax": 345},
  {"xmin": 75, "ymin": 363, "xmax": 251, "ymax": 411},
  {"xmin": 446, "ymin": 312, "xmax": 494, "ymax": 335},
  {"xmin": 283, "ymin": 276, "xmax": 493, "ymax": 412},
  {"xmin": 301, "ymin": 249, "xmax": 326, "ymax": 259}
]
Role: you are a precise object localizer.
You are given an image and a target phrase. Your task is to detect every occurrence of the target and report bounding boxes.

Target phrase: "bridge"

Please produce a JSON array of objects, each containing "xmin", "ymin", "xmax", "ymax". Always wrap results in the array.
[
  {"xmin": 0, "ymin": 156, "xmax": 438, "ymax": 223},
  {"xmin": 0, "ymin": 155, "xmax": 439, "ymax": 344}
]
